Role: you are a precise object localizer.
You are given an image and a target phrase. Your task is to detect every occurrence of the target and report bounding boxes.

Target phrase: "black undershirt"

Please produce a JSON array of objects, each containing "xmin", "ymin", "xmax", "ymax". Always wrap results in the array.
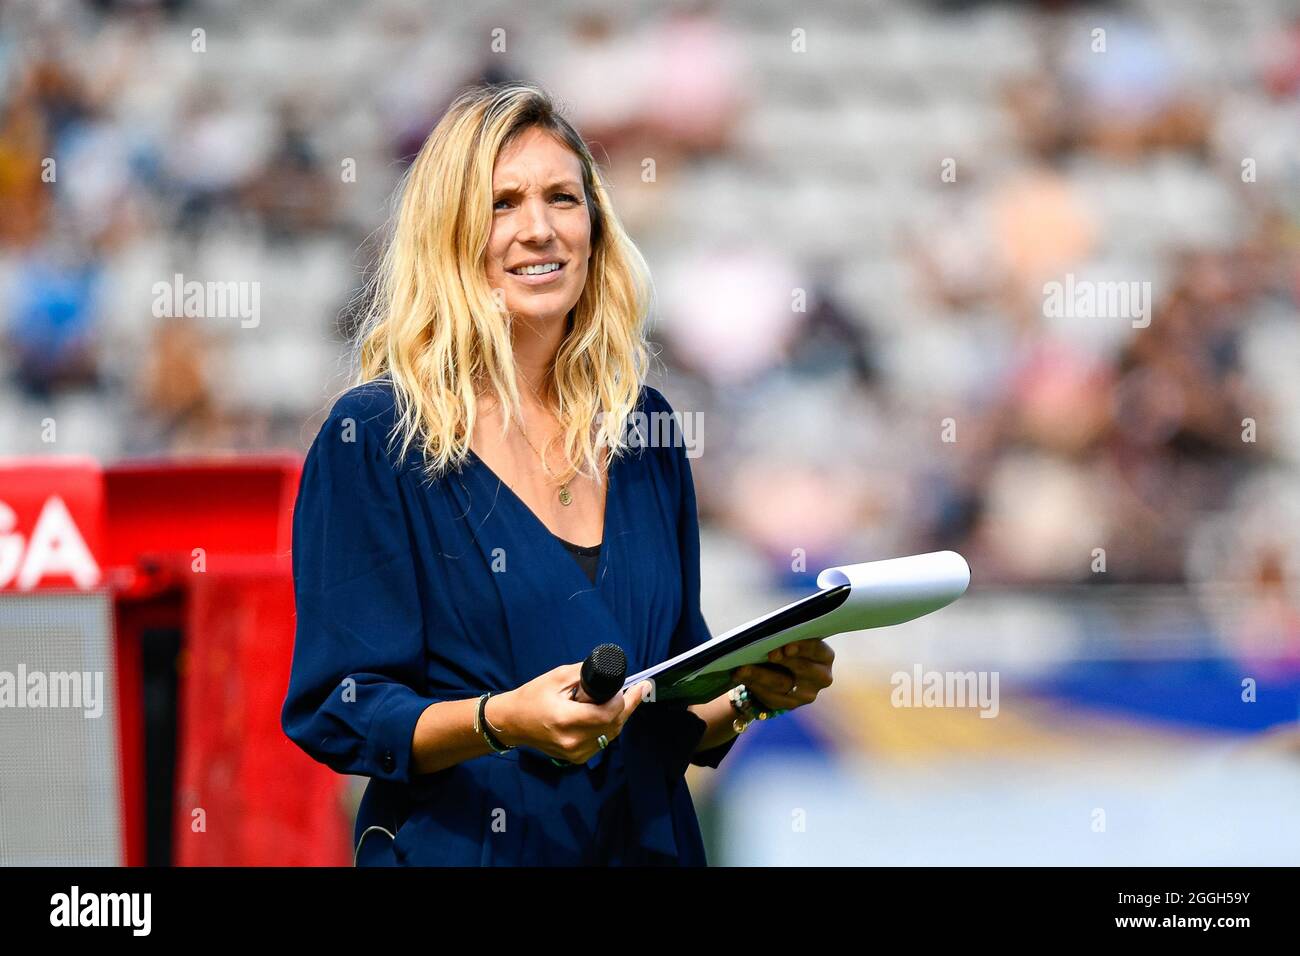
[{"xmin": 554, "ymin": 534, "xmax": 601, "ymax": 584}]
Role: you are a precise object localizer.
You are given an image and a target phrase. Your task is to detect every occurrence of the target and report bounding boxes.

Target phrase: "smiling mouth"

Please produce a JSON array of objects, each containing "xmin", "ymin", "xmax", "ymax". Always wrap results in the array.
[{"xmin": 507, "ymin": 261, "xmax": 566, "ymax": 276}]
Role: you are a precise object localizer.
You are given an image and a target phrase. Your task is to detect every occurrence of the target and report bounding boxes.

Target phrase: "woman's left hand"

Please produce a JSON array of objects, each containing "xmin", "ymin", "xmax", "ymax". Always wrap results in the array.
[{"xmin": 731, "ymin": 639, "xmax": 835, "ymax": 712}]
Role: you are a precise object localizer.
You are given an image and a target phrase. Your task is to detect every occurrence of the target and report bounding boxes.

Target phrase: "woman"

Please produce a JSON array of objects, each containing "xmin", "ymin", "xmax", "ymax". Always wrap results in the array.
[{"xmin": 281, "ymin": 82, "xmax": 835, "ymax": 866}]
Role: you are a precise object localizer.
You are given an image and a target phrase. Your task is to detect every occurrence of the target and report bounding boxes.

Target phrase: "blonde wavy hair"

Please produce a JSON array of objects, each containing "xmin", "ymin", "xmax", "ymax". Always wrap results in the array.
[{"xmin": 350, "ymin": 81, "xmax": 654, "ymax": 487}]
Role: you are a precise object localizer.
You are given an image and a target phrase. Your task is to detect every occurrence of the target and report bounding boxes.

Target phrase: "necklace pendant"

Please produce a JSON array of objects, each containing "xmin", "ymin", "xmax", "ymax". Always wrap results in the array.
[{"xmin": 558, "ymin": 485, "xmax": 573, "ymax": 506}]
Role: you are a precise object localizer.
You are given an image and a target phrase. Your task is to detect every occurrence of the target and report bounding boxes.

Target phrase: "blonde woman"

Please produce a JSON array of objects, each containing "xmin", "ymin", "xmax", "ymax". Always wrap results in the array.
[{"xmin": 281, "ymin": 83, "xmax": 835, "ymax": 866}]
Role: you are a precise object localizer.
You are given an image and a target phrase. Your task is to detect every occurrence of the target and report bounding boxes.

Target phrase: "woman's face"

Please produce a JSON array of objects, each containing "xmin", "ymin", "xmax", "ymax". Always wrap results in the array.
[{"xmin": 485, "ymin": 126, "xmax": 592, "ymax": 329}]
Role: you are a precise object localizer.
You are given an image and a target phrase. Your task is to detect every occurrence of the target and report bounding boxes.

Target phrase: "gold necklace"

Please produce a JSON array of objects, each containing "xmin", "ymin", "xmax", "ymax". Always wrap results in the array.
[
  {"xmin": 513, "ymin": 375, "xmax": 575, "ymax": 506},
  {"xmin": 514, "ymin": 414, "xmax": 574, "ymax": 506}
]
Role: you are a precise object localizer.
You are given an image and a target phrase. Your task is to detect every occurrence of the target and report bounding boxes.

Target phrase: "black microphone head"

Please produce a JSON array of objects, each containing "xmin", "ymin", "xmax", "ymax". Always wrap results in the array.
[{"xmin": 580, "ymin": 643, "xmax": 627, "ymax": 704}]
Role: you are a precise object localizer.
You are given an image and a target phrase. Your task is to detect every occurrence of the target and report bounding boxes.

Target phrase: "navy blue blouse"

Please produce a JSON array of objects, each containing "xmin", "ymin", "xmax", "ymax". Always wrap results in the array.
[
  {"xmin": 281, "ymin": 376, "xmax": 736, "ymax": 865},
  {"xmin": 555, "ymin": 535, "xmax": 601, "ymax": 584}
]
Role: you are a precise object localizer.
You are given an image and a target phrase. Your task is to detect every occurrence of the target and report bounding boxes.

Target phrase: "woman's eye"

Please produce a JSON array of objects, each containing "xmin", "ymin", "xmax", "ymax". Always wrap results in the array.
[{"xmin": 493, "ymin": 193, "xmax": 580, "ymax": 210}]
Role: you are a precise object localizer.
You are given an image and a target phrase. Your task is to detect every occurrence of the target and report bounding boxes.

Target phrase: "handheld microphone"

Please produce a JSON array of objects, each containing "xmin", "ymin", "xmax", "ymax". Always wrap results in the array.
[
  {"xmin": 569, "ymin": 643, "xmax": 627, "ymax": 704},
  {"xmin": 551, "ymin": 644, "xmax": 629, "ymax": 768}
]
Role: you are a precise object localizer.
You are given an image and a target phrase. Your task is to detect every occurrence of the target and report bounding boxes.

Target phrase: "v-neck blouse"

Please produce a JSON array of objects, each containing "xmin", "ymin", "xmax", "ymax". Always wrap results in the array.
[
  {"xmin": 461, "ymin": 444, "xmax": 607, "ymax": 588},
  {"xmin": 555, "ymin": 535, "xmax": 601, "ymax": 585},
  {"xmin": 281, "ymin": 375, "xmax": 737, "ymax": 865}
]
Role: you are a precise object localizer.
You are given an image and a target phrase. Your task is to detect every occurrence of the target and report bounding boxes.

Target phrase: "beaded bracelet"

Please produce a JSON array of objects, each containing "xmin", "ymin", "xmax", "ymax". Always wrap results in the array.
[{"xmin": 728, "ymin": 683, "xmax": 788, "ymax": 733}]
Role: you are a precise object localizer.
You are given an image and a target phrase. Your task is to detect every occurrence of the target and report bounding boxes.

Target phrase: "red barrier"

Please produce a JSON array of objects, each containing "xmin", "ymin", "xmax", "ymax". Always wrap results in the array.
[
  {"xmin": 175, "ymin": 564, "xmax": 350, "ymax": 866},
  {"xmin": 0, "ymin": 455, "xmax": 350, "ymax": 866}
]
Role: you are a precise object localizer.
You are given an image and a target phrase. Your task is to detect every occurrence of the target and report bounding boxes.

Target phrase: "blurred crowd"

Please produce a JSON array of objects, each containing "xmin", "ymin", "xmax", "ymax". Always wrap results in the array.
[{"xmin": 2, "ymin": 0, "xmax": 1299, "ymax": 624}]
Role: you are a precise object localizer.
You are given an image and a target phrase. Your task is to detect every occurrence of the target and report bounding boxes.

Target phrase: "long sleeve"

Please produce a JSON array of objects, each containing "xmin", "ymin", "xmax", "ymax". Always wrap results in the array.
[
  {"xmin": 280, "ymin": 402, "xmax": 437, "ymax": 784},
  {"xmin": 657, "ymin": 389, "xmax": 738, "ymax": 770}
]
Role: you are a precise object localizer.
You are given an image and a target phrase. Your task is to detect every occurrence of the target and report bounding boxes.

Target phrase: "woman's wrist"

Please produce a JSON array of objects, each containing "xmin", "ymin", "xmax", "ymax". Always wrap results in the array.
[
  {"xmin": 729, "ymin": 683, "xmax": 787, "ymax": 729},
  {"xmin": 688, "ymin": 693, "xmax": 742, "ymax": 754},
  {"xmin": 483, "ymin": 690, "xmax": 521, "ymax": 748}
]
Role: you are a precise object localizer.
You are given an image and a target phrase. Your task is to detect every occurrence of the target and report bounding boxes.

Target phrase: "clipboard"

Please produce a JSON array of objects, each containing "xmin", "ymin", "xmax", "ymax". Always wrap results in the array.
[{"xmin": 625, "ymin": 550, "xmax": 971, "ymax": 705}]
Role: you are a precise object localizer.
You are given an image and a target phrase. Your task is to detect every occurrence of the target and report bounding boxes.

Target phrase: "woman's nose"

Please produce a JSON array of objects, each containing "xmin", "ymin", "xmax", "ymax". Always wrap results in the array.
[{"xmin": 516, "ymin": 199, "xmax": 556, "ymax": 244}]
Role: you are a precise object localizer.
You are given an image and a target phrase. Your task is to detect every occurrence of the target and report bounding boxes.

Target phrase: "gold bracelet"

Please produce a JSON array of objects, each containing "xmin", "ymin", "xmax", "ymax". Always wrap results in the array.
[
  {"xmin": 729, "ymin": 682, "xmax": 788, "ymax": 731},
  {"xmin": 728, "ymin": 684, "xmax": 756, "ymax": 734}
]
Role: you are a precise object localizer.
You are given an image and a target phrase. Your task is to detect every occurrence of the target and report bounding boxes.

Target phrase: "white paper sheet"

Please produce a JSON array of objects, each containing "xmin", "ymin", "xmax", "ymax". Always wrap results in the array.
[
  {"xmin": 688, "ymin": 550, "xmax": 971, "ymax": 678},
  {"xmin": 626, "ymin": 551, "xmax": 971, "ymax": 703}
]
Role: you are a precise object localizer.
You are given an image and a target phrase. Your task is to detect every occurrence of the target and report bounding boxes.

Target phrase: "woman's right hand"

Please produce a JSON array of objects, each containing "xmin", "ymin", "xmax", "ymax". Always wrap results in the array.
[{"xmin": 486, "ymin": 664, "xmax": 652, "ymax": 764}]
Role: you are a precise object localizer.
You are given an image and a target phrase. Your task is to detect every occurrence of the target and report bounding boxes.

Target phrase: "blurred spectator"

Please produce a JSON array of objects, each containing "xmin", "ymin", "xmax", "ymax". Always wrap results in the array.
[
  {"xmin": 784, "ymin": 278, "xmax": 878, "ymax": 389},
  {"xmin": 0, "ymin": 92, "xmax": 51, "ymax": 246},
  {"xmin": 640, "ymin": 0, "xmax": 747, "ymax": 160},
  {"xmin": 657, "ymin": 242, "xmax": 803, "ymax": 387},
  {"xmin": 123, "ymin": 315, "xmax": 227, "ymax": 454},
  {"xmin": 548, "ymin": 11, "xmax": 654, "ymax": 158},
  {"xmin": 5, "ymin": 232, "xmax": 104, "ymax": 399},
  {"xmin": 163, "ymin": 88, "xmax": 273, "ymax": 240},
  {"xmin": 243, "ymin": 99, "xmax": 339, "ymax": 242},
  {"xmin": 1261, "ymin": 16, "xmax": 1300, "ymax": 98},
  {"xmin": 988, "ymin": 161, "xmax": 1098, "ymax": 320},
  {"xmin": 1060, "ymin": 13, "xmax": 1211, "ymax": 160}
]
